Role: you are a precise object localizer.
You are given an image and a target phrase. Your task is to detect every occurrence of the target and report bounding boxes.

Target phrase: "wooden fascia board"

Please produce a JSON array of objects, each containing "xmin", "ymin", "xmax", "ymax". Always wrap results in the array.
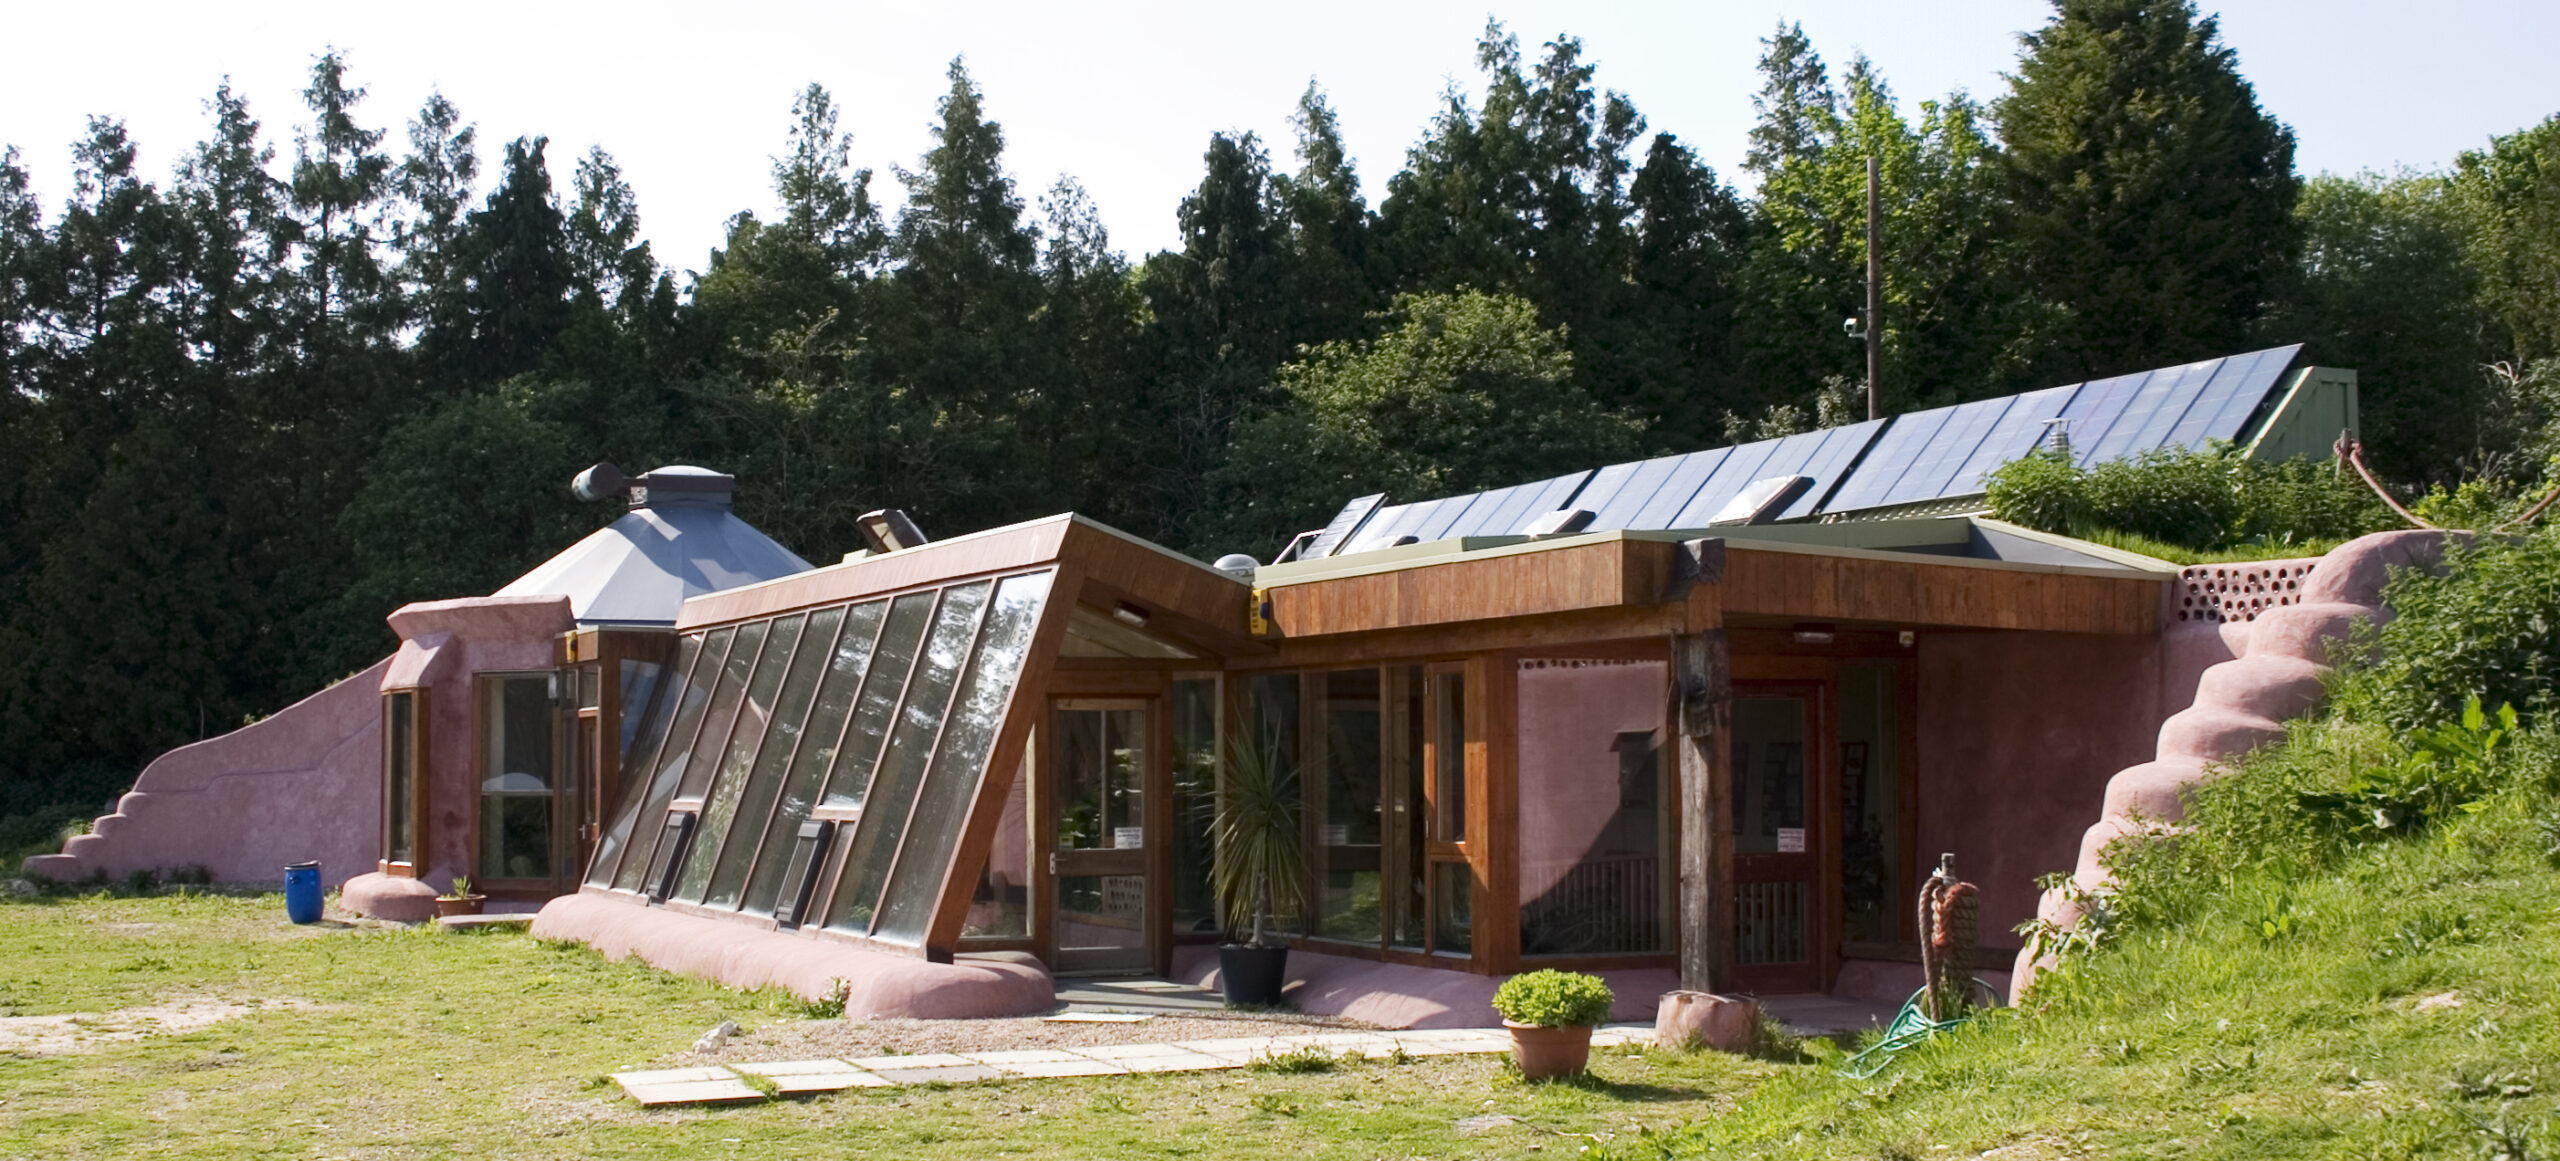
[
  {"xmin": 1716, "ymin": 542, "xmax": 2161, "ymax": 635},
  {"xmin": 1259, "ymin": 537, "xmax": 1674, "ymax": 639},
  {"xmin": 1053, "ymin": 520, "xmax": 1257, "ymax": 652}
]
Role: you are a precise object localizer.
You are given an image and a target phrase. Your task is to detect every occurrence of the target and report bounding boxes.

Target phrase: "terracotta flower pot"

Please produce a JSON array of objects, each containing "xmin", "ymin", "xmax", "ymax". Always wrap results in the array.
[
  {"xmin": 435, "ymin": 894, "xmax": 487, "ymax": 918},
  {"xmin": 1504, "ymin": 1020, "xmax": 1594, "ymax": 1079}
]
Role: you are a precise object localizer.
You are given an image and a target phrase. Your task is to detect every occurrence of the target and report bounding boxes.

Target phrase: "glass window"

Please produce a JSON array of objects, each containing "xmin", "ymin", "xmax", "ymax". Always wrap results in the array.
[
  {"xmin": 1314, "ymin": 668, "xmax": 1382, "ymax": 943},
  {"xmin": 1517, "ymin": 658, "xmax": 1672, "ymax": 956},
  {"xmin": 1168, "ymin": 676, "xmax": 1220, "ymax": 935},
  {"xmin": 1389, "ymin": 665, "xmax": 1426, "ymax": 952},
  {"xmin": 1433, "ymin": 862, "xmax": 1474, "ymax": 954},
  {"xmin": 609, "ymin": 630, "xmax": 726, "ymax": 892},
  {"xmin": 384, "ymin": 691, "xmax": 419, "ymax": 865},
  {"xmin": 874, "ymin": 571, "xmax": 1052, "ymax": 944},
  {"xmin": 1432, "ymin": 670, "xmax": 1468, "ymax": 844},
  {"xmin": 615, "ymin": 659, "xmax": 664, "ymax": 755},
  {"xmin": 676, "ymin": 620, "xmax": 769, "ymax": 802},
  {"xmin": 742, "ymin": 600, "xmax": 886, "ymax": 916},
  {"xmin": 1054, "ymin": 708, "xmax": 1145, "ymax": 853},
  {"xmin": 961, "ymin": 750, "xmax": 1032, "ymax": 940},
  {"xmin": 704, "ymin": 608, "xmax": 844, "ymax": 910},
  {"xmin": 819, "ymin": 592, "xmax": 938, "ymax": 809},
  {"xmin": 676, "ymin": 613, "xmax": 808, "ymax": 903},
  {"xmin": 1839, "ymin": 666, "xmax": 1903, "ymax": 944},
  {"xmin": 479, "ymin": 674, "xmax": 558, "ymax": 882},
  {"xmin": 824, "ymin": 582, "xmax": 991, "ymax": 934}
]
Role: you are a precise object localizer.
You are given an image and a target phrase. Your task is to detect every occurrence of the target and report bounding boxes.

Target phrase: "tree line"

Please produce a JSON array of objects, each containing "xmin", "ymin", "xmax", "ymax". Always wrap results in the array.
[{"xmin": 3, "ymin": 0, "xmax": 2557, "ymax": 817}]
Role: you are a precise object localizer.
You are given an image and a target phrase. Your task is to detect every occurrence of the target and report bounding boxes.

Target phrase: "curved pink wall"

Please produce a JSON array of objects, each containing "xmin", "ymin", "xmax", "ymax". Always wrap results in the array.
[
  {"xmin": 2010, "ymin": 531, "xmax": 2449, "ymax": 999},
  {"xmin": 21, "ymin": 658, "xmax": 391, "ymax": 888}
]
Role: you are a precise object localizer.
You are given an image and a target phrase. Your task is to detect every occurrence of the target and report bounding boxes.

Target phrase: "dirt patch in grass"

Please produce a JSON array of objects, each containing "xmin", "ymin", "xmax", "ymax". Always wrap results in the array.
[
  {"xmin": 0, "ymin": 995, "xmax": 312, "ymax": 1057},
  {"xmin": 700, "ymin": 1009, "xmax": 1377, "ymax": 1065}
]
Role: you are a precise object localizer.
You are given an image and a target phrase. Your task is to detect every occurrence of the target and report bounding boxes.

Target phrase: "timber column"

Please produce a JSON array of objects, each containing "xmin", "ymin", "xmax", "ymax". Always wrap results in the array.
[{"xmin": 1674, "ymin": 626, "xmax": 1733, "ymax": 992}]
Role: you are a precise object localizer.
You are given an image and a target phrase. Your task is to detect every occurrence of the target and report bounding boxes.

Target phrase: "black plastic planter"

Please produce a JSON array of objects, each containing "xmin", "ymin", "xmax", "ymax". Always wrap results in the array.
[{"xmin": 1218, "ymin": 943, "xmax": 1291, "ymax": 1008}]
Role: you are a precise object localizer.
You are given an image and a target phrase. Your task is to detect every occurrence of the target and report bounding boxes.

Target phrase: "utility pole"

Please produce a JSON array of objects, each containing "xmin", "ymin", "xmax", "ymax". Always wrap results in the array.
[{"xmin": 1865, "ymin": 154, "xmax": 1882, "ymax": 422}]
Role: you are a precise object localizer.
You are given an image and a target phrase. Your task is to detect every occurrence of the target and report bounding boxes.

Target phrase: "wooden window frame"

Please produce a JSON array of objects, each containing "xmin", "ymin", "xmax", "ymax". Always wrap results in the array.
[{"xmin": 380, "ymin": 687, "xmax": 431, "ymax": 877}]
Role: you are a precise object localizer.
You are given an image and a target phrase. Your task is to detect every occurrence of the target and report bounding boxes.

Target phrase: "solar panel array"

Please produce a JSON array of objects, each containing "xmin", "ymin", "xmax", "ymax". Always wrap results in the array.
[{"xmin": 1303, "ymin": 345, "xmax": 2304, "ymax": 558}]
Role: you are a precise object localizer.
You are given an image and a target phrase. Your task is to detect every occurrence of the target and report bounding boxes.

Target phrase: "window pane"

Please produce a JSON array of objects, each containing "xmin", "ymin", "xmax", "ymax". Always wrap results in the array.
[
  {"xmin": 675, "ymin": 614, "xmax": 807, "ymax": 903},
  {"xmin": 1168, "ymin": 676, "xmax": 1219, "ymax": 935},
  {"xmin": 1055, "ymin": 708, "xmax": 1143, "ymax": 853},
  {"xmin": 385, "ymin": 692, "xmax": 415, "ymax": 864},
  {"xmin": 1243, "ymin": 673, "xmax": 1303, "ymax": 937},
  {"xmin": 823, "ymin": 582, "xmax": 991, "ymax": 934},
  {"xmin": 1316, "ymin": 668, "xmax": 1381, "ymax": 943},
  {"xmin": 742, "ymin": 600, "xmax": 886, "ymax": 916},
  {"xmin": 1434, "ymin": 671, "xmax": 1467, "ymax": 842},
  {"xmin": 705, "ymin": 607, "xmax": 842, "ymax": 909},
  {"xmin": 610, "ymin": 630, "xmax": 727, "ymax": 892},
  {"xmin": 480, "ymin": 674, "xmax": 557, "ymax": 881},
  {"xmin": 1434, "ymin": 861, "xmax": 1474, "ymax": 954},
  {"xmin": 616, "ymin": 659, "xmax": 663, "ymax": 755},
  {"xmin": 819, "ymin": 592, "xmax": 938, "ymax": 809},
  {"xmin": 961, "ymin": 751, "xmax": 1032, "ymax": 939},
  {"xmin": 676, "ymin": 620, "xmax": 769, "ymax": 802},
  {"xmin": 873, "ymin": 571, "xmax": 1052, "ymax": 945},
  {"xmin": 1839, "ymin": 666, "xmax": 1903, "ymax": 943},
  {"xmin": 1390, "ymin": 665, "xmax": 1425, "ymax": 952},
  {"xmin": 1517, "ymin": 658, "xmax": 1671, "ymax": 956}
]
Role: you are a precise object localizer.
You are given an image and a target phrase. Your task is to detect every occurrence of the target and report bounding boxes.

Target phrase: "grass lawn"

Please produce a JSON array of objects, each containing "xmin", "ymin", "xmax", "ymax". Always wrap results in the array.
[{"xmin": 0, "ymin": 889, "xmax": 1777, "ymax": 1160}]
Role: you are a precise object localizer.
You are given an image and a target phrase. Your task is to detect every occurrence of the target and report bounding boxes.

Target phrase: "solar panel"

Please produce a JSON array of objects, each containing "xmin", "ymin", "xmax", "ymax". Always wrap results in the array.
[
  {"xmin": 2174, "ymin": 345, "xmax": 2301, "ymax": 449},
  {"xmin": 1304, "ymin": 493, "xmax": 1386, "ymax": 559},
  {"xmin": 1878, "ymin": 394, "xmax": 2016, "ymax": 508},
  {"xmin": 1775, "ymin": 421, "xmax": 1889, "ymax": 520},
  {"xmin": 1339, "ymin": 501, "xmax": 1425, "ymax": 554},
  {"xmin": 1443, "ymin": 470, "xmax": 1593, "ymax": 538},
  {"xmin": 1405, "ymin": 494, "xmax": 1480, "ymax": 542},
  {"xmin": 2056, "ymin": 369, "xmax": 2150, "ymax": 468},
  {"xmin": 1624, "ymin": 448, "xmax": 1736, "ymax": 529},
  {"xmin": 1822, "ymin": 407, "xmax": 1954, "ymax": 514},
  {"xmin": 1665, "ymin": 442, "xmax": 1778, "ymax": 527},
  {"xmin": 1943, "ymin": 384, "xmax": 2078, "ymax": 498}
]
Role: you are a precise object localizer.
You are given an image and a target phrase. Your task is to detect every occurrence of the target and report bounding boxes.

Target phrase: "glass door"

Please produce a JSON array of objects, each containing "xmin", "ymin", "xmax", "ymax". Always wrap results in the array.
[
  {"xmin": 1049, "ymin": 700, "xmax": 1154, "ymax": 975},
  {"xmin": 1729, "ymin": 684, "xmax": 1826, "ymax": 993}
]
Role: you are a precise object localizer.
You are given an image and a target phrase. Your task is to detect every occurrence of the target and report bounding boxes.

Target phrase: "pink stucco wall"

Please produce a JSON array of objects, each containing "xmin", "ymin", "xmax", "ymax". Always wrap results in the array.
[
  {"xmin": 377, "ymin": 595, "xmax": 576, "ymax": 893},
  {"xmin": 22, "ymin": 659, "xmax": 392, "ymax": 888}
]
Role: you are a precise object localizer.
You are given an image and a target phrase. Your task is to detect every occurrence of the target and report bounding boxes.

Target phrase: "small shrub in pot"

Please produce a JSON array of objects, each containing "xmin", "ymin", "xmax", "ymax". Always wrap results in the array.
[{"xmin": 1491, "ymin": 970, "xmax": 1614, "ymax": 1078}]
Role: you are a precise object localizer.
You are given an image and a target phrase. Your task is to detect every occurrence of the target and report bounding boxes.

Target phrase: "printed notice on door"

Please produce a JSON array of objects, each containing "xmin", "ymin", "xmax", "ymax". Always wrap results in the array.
[{"xmin": 1776, "ymin": 827, "xmax": 1805, "ymax": 853}]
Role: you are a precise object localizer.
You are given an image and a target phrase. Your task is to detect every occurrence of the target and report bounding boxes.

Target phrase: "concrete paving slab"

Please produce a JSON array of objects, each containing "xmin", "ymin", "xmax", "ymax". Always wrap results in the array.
[
  {"xmin": 965, "ymin": 1049, "xmax": 1089, "ymax": 1065},
  {"xmin": 1110, "ymin": 1052, "xmax": 1233, "ymax": 1073},
  {"xmin": 848, "ymin": 1052, "xmax": 975, "ymax": 1070},
  {"xmin": 1077, "ymin": 1042, "xmax": 1220, "ymax": 1061},
  {"xmin": 618, "ymin": 1076, "xmax": 766, "ymax": 1106},
  {"xmin": 1040, "ymin": 1012, "xmax": 1154, "ymax": 1023},
  {"xmin": 868, "ymin": 1063, "xmax": 1004, "ymax": 1085},
  {"xmin": 996, "ymin": 1058, "xmax": 1129, "ymax": 1078},
  {"xmin": 729, "ymin": 1059, "xmax": 890, "ymax": 1094},
  {"xmin": 611, "ymin": 1066, "xmax": 739, "ymax": 1085},
  {"xmin": 727, "ymin": 1059, "xmax": 863, "ymax": 1077}
]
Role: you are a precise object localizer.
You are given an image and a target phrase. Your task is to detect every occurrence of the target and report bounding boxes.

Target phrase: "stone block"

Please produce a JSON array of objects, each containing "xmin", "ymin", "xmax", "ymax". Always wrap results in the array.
[{"xmin": 1654, "ymin": 990, "xmax": 1759, "ymax": 1053}]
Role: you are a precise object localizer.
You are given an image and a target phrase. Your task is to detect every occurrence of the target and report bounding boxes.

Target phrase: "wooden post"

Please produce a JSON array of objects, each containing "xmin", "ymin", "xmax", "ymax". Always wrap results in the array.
[{"xmin": 1675, "ymin": 628, "xmax": 1733, "ymax": 993}]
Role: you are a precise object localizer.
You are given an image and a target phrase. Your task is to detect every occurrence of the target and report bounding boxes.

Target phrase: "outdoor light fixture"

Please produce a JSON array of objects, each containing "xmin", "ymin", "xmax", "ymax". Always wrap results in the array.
[
  {"xmin": 1900, "ymin": 630, "xmax": 1917, "ymax": 647},
  {"xmin": 1792, "ymin": 623, "xmax": 1838, "ymax": 644},
  {"xmin": 1111, "ymin": 602, "xmax": 1151, "ymax": 628}
]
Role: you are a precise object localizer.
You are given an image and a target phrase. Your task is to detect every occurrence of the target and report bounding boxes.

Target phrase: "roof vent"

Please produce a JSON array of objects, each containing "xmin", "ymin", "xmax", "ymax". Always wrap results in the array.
[
  {"xmin": 1522, "ymin": 508, "xmax": 1596, "ymax": 539},
  {"xmin": 1708, "ymin": 476, "xmax": 1812, "ymax": 526},
  {"xmin": 857, "ymin": 509, "xmax": 929, "ymax": 554},
  {"xmin": 572, "ymin": 463, "xmax": 737, "ymax": 510}
]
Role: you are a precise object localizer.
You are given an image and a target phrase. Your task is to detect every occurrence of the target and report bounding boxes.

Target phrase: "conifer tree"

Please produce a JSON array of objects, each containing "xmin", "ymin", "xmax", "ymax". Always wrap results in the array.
[{"xmin": 1996, "ymin": 0, "xmax": 2299, "ymax": 379}]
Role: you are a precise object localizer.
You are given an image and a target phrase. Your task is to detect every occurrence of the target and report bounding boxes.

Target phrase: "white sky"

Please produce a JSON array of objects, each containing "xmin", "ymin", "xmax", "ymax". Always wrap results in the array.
[{"xmin": 5, "ymin": 1, "xmax": 2554, "ymax": 278}]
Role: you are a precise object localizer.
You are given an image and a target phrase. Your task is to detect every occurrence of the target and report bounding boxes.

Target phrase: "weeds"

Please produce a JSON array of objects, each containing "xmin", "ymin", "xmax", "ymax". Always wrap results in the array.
[{"xmin": 1253, "ymin": 1045, "xmax": 1337, "ymax": 1074}]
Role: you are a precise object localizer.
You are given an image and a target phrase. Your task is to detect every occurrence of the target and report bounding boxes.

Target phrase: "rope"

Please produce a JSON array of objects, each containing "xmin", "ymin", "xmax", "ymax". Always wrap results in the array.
[{"xmin": 1841, "ymin": 855, "xmax": 1989, "ymax": 1078}]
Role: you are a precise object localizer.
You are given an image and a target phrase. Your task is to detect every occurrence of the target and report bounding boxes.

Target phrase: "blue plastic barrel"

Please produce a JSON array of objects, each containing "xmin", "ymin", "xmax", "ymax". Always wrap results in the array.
[{"xmin": 284, "ymin": 861, "xmax": 322, "ymax": 924}]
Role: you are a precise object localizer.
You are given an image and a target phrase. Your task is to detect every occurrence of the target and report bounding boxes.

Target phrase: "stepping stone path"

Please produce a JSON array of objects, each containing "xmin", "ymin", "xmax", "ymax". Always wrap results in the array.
[{"xmin": 613, "ymin": 1023, "xmax": 1655, "ymax": 1106}]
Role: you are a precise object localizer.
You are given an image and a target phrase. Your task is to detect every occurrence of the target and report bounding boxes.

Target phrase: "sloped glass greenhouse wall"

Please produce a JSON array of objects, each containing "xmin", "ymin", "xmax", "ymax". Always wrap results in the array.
[{"xmin": 585, "ymin": 570, "xmax": 1056, "ymax": 947}]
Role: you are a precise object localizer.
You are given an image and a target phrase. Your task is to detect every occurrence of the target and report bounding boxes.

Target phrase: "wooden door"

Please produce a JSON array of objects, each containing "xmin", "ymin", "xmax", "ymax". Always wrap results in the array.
[
  {"xmin": 1047, "ymin": 699, "xmax": 1157, "ymax": 975},
  {"xmin": 1728, "ymin": 682, "xmax": 1827, "ymax": 993}
]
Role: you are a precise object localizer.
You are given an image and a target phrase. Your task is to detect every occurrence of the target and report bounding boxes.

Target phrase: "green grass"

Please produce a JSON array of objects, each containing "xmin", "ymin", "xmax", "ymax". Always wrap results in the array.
[
  {"xmin": 2073, "ymin": 525, "xmax": 2357, "ymax": 566},
  {"xmin": 0, "ymin": 888, "xmax": 1778, "ymax": 1159}
]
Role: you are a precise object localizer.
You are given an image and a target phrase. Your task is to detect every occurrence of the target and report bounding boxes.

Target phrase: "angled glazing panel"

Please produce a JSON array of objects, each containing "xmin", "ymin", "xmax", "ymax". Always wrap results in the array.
[
  {"xmin": 2057, "ymin": 370, "xmax": 2149, "ymax": 468},
  {"xmin": 2175, "ymin": 345, "xmax": 2300, "ymax": 449},
  {"xmin": 1628, "ymin": 448, "xmax": 1738, "ymax": 529},
  {"xmin": 610, "ymin": 627, "xmax": 734, "ymax": 892},
  {"xmin": 2107, "ymin": 356, "xmax": 2223, "ymax": 459},
  {"xmin": 1943, "ymin": 385, "xmax": 2079, "ymax": 500},
  {"xmin": 819, "ymin": 592, "xmax": 939, "ymax": 809},
  {"xmin": 587, "ymin": 633, "xmax": 706, "ymax": 888},
  {"xmin": 704, "ymin": 605, "xmax": 845, "ymax": 910},
  {"xmin": 1341, "ymin": 502, "xmax": 1425, "ymax": 555},
  {"xmin": 742, "ymin": 599, "xmax": 887, "ymax": 917},
  {"xmin": 1585, "ymin": 452, "xmax": 1694, "ymax": 530},
  {"xmin": 870, "ymin": 571, "xmax": 1056, "ymax": 946},
  {"xmin": 1304, "ymin": 493, "xmax": 1386, "ymax": 559},
  {"xmin": 1824, "ymin": 408, "xmax": 1952, "ymax": 514},
  {"xmin": 1778, "ymin": 419, "xmax": 1890, "ymax": 520},
  {"xmin": 675, "ymin": 619, "xmax": 769, "ymax": 803},
  {"xmin": 1880, "ymin": 395, "xmax": 2016, "ymax": 508},
  {"xmin": 824, "ymin": 582, "xmax": 993, "ymax": 935},
  {"xmin": 1674, "ymin": 439, "xmax": 1790, "ymax": 528},
  {"xmin": 1498, "ymin": 469, "xmax": 1596, "ymax": 533},
  {"xmin": 1436, "ymin": 481, "xmax": 1536, "ymax": 540},
  {"xmin": 676, "ymin": 613, "xmax": 805, "ymax": 903},
  {"xmin": 1407, "ymin": 494, "xmax": 1479, "ymax": 542}
]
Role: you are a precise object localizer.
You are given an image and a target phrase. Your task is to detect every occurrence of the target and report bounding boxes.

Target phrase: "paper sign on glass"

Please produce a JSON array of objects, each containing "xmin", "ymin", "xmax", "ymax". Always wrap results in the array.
[{"xmin": 1776, "ymin": 827, "xmax": 1806, "ymax": 853}]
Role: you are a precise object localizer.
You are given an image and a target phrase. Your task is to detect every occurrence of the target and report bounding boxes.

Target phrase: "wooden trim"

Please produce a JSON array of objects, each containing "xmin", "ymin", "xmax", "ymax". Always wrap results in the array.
[
  {"xmin": 1478, "ymin": 652, "xmax": 1520, "ymax": 973},
  {"xmin": 1259, "ymin": 537, "xmax": 1675, "ymax": 638},
  {"xmin": 1148, "ymin": 688, "xmax": 1175, "ymax": 977},
  {"xmin": 381, "ymin": 686, "xmax": 431, "ymax": 874},
  {"xmin": 1718, "ymin": 543, "xmax": 2161, "ymax": 635},
  {"xmin": 924, "ymin": 564, "xmax": 1086, "ymax": 956},
  {"xmin": 1244, "ymin": 605, "xmax": 1689, "ymax": 672}
]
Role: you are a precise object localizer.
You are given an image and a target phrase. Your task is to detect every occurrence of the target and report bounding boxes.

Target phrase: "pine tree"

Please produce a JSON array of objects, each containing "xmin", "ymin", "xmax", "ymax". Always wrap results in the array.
[
  {"xmin": 1272, "ymin": 82, "xmax": 1375, "ymax": 348},
  {"xmin": 1996, "ymin": 0, "xmax": 2300, "ymax": 380},
  {"xmin": 394, "ymin": 91, "xmax": 477, "ymax": 359},
  {"xmin": 449, "ymin": 136, "xmax": 574, "ymax": 385},
  {"xmin": 289, "ymin": 50, "xmax": 396, "ymax": 346},
  {"xmin": 1616, "ymin": 132, "xmax": 1747, "ymax": 448},
  {"xmin": 772, "ymin": 83, "xmax": 885, "ymax": 278}
]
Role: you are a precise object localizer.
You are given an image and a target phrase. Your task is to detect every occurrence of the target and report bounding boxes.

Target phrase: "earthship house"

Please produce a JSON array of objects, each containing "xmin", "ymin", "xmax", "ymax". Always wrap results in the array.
[{"xmin": 29, "ymin": 346, "xmax": 2382, "ymax": 1027}]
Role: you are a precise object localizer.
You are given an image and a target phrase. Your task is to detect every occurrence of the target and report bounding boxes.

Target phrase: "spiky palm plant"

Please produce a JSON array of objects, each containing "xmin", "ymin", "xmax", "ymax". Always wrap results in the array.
[{"xmin": 1210, "ymin": 729, "xmax": 1304, "ymax": 948}]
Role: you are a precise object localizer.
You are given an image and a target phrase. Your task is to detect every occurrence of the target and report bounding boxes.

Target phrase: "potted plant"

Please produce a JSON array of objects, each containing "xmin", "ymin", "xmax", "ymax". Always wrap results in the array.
[
  {"xmin": 1209, "ymin": 730, "xmax": 1304, "ymax": 1007},
  {"xmin": 435, "ymin": 875, "xmax": 486, "ymax": 918},
  {"xmin": 1492, "ymin": 969, "xmax": 1615, "ymax": 1079}
]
